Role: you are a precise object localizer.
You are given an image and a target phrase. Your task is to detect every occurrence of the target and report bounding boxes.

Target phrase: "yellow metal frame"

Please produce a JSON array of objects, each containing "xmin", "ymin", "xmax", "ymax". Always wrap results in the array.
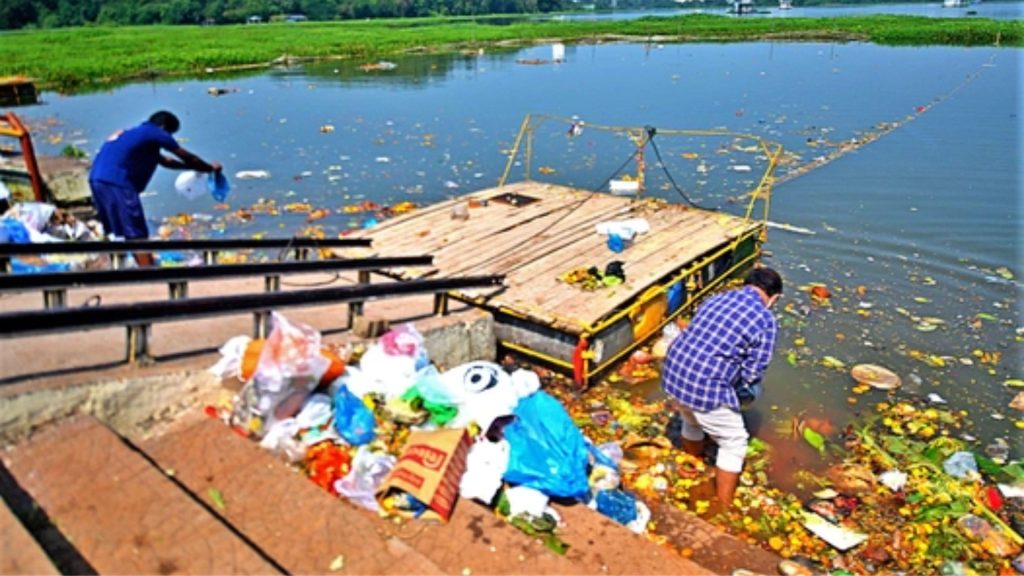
[{"xmin": 484, "ymin": 114, "xmax": 783, "ymax": 386}]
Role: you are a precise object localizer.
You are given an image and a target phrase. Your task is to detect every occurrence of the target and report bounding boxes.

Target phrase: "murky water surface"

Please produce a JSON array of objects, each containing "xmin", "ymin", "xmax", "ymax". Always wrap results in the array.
[{"xmin": 18, "ymin": 38, "xmax": 1021, "ymax": 468}]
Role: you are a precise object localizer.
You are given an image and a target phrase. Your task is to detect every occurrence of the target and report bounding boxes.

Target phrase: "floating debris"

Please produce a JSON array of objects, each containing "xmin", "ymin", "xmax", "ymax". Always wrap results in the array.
[{"xmin": 850, "ymin": 364, "xmax": 901, "ymax": 390}]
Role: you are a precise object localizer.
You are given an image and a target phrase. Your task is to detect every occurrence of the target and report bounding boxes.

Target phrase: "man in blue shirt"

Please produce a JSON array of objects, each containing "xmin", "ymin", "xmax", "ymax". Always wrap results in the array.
[
  {"xmin": 662, "ymin": 267, "xmax": 782, "ymax": 508},
  {"xmin": 89, "ymin": 111, "xmax": 221, "ymax": 266}
]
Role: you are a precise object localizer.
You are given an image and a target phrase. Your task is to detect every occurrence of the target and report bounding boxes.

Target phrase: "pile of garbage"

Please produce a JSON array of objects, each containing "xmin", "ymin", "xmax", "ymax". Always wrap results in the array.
[
  {"xmin": 205, "ymin": 310, "xmax": 1023, "ymax": 572},
  {"xmin": 0, "ymin": 201, "xmax": 106, "ymax": 272},
  {"xmin": 206, "ymin": 312, "xmax": 651, "ymax": 553}
]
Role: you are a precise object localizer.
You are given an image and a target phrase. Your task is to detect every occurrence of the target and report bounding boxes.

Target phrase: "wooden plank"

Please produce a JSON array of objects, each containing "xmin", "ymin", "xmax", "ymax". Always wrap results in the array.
[
  {"xmin": 140, "ymin": 418, "xmax": 443, "ymax": 575},
  {"xmin": 487, "ymin": 209, "xmax": 755, "ymax": 330},
  {"xmin": 492, "ymin": 209, "xmax": 717, "ymax": 324},
  {"xmin": 351, "ymin": 181, "xmax": 533, "ymax": 238},
  {"xmin": 351, "ymin": 182, "xmax": 560, "ymax": 253},
  {"xmin": 500, "ymin": 207, "xmax": 707, "ymax": 288},
  {"xmin": 411, "ymin": 186, "xmax": 591, "ymax": 256},
  {"xmin": 0, "ymin": 498, "xmax": 58, "ymax": 575},
  {"xmin": 1, "ymin": 415, "xmax": 278, "ymax": 575},
  {"xmin": 442, "ymin": 194, "xmax": 635, "ymax": 277},
  {"xmin": 546, "ymin": 215, "xmax": 749, "ymax": 325},
  {"xmin": 332, "ymin": 180, "xmax": 758, "ymax": 336},
  {"xmin": 347, "ymin": 184, "xmax": 587, "ymax": 277}
]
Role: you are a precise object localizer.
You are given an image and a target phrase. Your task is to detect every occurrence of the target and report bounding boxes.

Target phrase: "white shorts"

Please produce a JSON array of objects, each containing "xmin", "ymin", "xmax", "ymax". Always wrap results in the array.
[{"xmin": 677, "ymin": 404, "xmax": 749, "ymax": 473}]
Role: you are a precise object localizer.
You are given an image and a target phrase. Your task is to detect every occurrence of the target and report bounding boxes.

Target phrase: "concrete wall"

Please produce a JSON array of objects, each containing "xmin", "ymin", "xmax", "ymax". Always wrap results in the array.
[{"xmin": 0, "ymin": 309, "xmax": 496, "ymax": 445}]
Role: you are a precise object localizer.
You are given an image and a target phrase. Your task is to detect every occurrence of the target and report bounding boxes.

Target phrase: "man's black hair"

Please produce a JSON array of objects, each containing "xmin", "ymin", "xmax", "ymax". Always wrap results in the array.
[
  {"xmin": 744, "ymin": 267, "xmax": 783, "ymax": 297},
  {"xmin": 148, "ymin": 111, "xmax": 180, "ymax": 134}
]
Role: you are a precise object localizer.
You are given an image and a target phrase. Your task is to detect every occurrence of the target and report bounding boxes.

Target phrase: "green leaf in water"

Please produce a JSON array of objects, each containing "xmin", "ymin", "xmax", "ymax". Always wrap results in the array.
[
  {"xmin": 1002, "ymin": 462, "xmax": 1024, "ymax": 481},
  {"xmin": 820, "ymin": 356, "xmax": 845, "ymax": 370},
  {"xmin": 802, "ymin": 427, "xmax": 826, "ymax": 455},
  {"xmin": 975, "ymin": 313, "xmax": 999, "ymax": 322},
  {"xmin": 747, "ymin": 437, "xmax": 769, "ymax": 455}
]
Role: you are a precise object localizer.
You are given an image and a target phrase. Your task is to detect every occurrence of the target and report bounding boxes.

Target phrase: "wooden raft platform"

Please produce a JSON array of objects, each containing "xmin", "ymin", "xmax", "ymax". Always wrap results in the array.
[{"xmin": 340, "ymin": 182, "xmax": 763, "ymax": 380}]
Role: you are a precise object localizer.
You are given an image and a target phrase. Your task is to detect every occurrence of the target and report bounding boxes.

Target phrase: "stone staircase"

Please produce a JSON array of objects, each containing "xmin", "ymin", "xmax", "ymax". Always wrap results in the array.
[{"xmin": 1, "ymin": 414, "xmax": 725, "ymax": 575}]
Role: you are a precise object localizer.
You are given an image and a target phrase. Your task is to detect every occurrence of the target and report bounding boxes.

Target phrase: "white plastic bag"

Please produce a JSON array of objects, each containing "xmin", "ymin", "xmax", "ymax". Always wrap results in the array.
[
  {"xmin": 459, "ymin": 439, "xmax": 511, "ymax": 504},
  {"xmin": 11, "ymin": 201, "xmax": 56, "ymax": 232},
  {"xmin": 259, "ymin": 418, "xmax": 306, "ymax": 463},
  {"xmin": 207, "ymin": 335, "xmax": 252, "ymax": 380},
  {"xmin": 442, "ymin": 361, "xmax": 520, "ymax": 431},
  {"xmin": 174, "ymin": 170, "xmax": 207, "ymax": 200}
]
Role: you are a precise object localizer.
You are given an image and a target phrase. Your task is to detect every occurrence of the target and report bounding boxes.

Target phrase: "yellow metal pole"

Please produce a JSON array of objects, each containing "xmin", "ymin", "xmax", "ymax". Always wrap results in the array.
[{"xmin": 499, "ymin": 114, "xmax": 532, "ymax": 186}]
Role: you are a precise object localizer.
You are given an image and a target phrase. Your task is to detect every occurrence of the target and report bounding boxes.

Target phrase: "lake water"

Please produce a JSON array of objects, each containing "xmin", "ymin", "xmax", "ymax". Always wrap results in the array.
[
  {"xmin": 549, "ymin": 1, "xmax": 1024, "ymax": 20},
  {"xmin": 16, "ymin": 38, "xmax": 1022, "ymax": 466}
]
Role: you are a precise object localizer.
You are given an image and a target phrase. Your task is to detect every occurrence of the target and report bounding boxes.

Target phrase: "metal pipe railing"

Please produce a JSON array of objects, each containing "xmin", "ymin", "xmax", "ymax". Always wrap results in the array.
[
  {"xmin": 0, "ymin": 274, "xmax": 505, "ymax": 364},
  {"xmin": 0, "ymin": 255, "xmax": 434, "ymax": 309}
]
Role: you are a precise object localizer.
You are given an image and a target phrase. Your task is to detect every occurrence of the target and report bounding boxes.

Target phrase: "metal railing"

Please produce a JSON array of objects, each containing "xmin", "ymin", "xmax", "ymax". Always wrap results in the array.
[
  {"xmin": 0, "ymin": 237, "xmax": 372, "ymax": 270},
  {"xmin": 0, "ymin": 255, "xmax": 435, "ymax": 309},
  {"xmin": 0, "ymin": 275, "xmax": 505, "ymax": 364}
]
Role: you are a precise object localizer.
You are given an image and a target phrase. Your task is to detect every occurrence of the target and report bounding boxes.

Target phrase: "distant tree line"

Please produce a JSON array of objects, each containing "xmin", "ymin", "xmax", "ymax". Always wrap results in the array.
[
  {"xmin": 0, "ymin": 0, "xmax": 947, "ymax": 29},
  {"xmin": 1, "ymin": 0, "xmax": 567, "ymax": 29}
]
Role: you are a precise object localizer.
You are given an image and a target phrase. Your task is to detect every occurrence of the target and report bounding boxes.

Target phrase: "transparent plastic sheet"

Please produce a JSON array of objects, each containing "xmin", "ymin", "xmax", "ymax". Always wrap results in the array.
[{"xmin": 335, "ymin": 446, "xmax": 396, "ymax": 511}]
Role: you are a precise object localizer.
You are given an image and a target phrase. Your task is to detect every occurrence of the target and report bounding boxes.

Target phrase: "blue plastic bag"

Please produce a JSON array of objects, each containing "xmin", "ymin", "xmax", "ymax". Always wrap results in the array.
[
  {"xmin": 209, "ymin": 172, "xmax": 231, "ymax": 202},
  {"xmin": 596, "ymin": 489, "xmax": 638, "ymax": 525},
  {"xmin": 333, "ymin": 384, "xmax": 376, "ymax": 446},
  {"xmin": 503, "ymin": 391, "xmax": 590, "ymax": 500},
  {"xmin": 0, "ymin": 219, "xmax": 31, "ymax": 244},
  {"xmin": 10, "ymin": 257, "xmax": 71, "ymax": 274},
  {"xmin": 666, "ymin": 280, "xmax": 684, "ymax": 312},
  {"xmin": 606, "ymin": 232, "xmax": 625, "ymax": 253}
]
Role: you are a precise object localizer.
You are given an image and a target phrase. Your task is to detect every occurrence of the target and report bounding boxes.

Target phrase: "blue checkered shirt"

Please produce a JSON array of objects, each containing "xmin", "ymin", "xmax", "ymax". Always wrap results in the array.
[{"xmin": 662, "ymin": 286, "xmax": 778, "ymax": 412}]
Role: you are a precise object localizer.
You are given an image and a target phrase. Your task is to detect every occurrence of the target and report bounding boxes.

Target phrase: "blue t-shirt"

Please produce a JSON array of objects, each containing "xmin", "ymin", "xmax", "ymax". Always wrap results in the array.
[{"xmin": 89, "ymin": 121, "xmax": 179, "ymax": 192}]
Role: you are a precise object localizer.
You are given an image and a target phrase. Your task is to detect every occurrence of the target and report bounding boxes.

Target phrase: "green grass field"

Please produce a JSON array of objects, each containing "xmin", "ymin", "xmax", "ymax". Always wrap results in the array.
[{"xmin": 3, "ymin": 14, "xmax": 1020, "ymax": 91}]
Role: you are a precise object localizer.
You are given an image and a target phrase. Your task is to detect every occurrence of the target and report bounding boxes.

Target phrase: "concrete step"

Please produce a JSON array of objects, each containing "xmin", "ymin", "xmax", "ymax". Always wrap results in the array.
[
  {"xmin": 140, "ymin": 417, "xmax": 576, "ymax": 574},
  {"xmin": 552, "ymin": 503, "xmax": 716, "ymax": 574},
  {"xmin": 650, "ymin": 499, "xmax": 783, "ymax": 575},
  {"xmin": 139, "ymin": 417, "xmax": 445, "ymax": 575},
  {"xmin": 0, "ymin": 415, "xmax": 279, "ymax": 574},
  {"xmin": 140, "ymin": 417, "xmax": 710, "ymax": 575},
  {"xmin": 0, "ymin": 497, "xmax": 58, "ymax": 575}
]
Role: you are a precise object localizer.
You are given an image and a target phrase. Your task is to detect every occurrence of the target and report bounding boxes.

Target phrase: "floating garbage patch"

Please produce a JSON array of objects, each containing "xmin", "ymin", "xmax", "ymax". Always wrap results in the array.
[
  {"xmin": 206, "ymin": 312, "xmax": 652, "ymax": 554},
  {"xmin": 548, "ymin": 357, "xmax": 1024, "ymax": 575}
]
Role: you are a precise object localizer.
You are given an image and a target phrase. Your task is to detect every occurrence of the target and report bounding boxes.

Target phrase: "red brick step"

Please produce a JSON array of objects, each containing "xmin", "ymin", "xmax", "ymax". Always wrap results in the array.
[
  {"xmin": 140, "ymin": 417, "xmax": 444, "ymax": 575},
  {"xmin": 141, "ymin": 417, "xmax": 711, "ymax": 575},
  {"xmin": 0, "ymin": 498, "xmax": 58, "ymax": 575},
  {"xmin": 1, "ymin": 415, "xmax": 278, "ymax": 575}
]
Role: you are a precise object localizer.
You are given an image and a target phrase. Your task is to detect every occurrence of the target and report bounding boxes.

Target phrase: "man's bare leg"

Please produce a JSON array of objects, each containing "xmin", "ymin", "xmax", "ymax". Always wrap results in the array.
[
  {"xmin": 715, "ymin": 468, "xmax": 740, "ymax": 508},
  {"xmin": 681, "ymin": 438, "xmax": 704, "ymax": 458}
]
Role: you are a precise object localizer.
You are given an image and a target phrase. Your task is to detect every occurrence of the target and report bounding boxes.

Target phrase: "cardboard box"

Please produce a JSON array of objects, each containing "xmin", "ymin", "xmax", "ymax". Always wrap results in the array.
[{"xmin": 377, "ymin": 428, "xmax": 471, "ymax": 522}]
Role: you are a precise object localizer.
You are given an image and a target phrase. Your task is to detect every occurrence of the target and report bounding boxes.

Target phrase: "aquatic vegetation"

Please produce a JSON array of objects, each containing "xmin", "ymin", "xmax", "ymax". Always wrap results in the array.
[{"xmin": 2, "ymin": 14, "xmax": 1020, "ymax": 91}]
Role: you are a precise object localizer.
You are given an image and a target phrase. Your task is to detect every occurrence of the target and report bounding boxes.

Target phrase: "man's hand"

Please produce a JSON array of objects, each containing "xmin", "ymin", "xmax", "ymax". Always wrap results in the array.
[{"xmin": 210, "ymin": 161, "xmax": 222, "ymax": 173}]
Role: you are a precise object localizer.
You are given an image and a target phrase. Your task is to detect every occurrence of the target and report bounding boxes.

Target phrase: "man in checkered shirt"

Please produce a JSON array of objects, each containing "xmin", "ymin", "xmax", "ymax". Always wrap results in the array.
[{"xmin": 662, "ymin": 267, "xmax": 782, "ymax": 508}]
